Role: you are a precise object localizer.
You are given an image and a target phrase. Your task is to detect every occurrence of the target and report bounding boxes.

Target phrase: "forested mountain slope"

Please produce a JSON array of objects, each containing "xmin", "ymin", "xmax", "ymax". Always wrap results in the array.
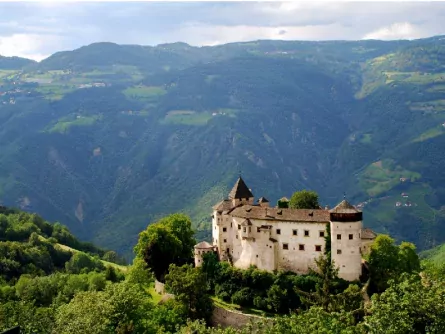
[{"xmin": 1, "ymin": 36, "xmax": 445, "ymax": 256}]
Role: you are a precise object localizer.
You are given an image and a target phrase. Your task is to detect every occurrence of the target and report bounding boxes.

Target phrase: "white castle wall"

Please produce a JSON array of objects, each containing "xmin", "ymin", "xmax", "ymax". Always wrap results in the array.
[{"xmin": 330, "ymin": 220, "xmax": 363, "ymax": 281}]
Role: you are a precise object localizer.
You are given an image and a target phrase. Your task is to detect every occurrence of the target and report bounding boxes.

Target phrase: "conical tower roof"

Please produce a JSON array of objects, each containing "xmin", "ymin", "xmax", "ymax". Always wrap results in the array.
[
  {"xmin": 228, "ymin": 177, "xmax": 254, "ymax": 200},
  {"xmin": 329, "ymin": 200, "xmax": 360, "ymax": 213}
]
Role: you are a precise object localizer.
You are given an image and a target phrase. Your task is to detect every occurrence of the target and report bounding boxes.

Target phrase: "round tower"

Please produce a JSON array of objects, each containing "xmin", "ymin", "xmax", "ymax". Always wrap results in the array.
[
  {"xmin": 329, "ymin": 200, "xmax": 363, "ymax": 281},
  {"xmin": 194, "ymin": 241, "xmax": 215, "ymax": 267}
]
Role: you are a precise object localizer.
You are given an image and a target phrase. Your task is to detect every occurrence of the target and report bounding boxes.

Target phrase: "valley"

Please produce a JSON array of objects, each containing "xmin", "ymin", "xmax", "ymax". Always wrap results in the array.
[{"xmin": 1, "ymin": 37, "xmax": 445, "ymax": 258}]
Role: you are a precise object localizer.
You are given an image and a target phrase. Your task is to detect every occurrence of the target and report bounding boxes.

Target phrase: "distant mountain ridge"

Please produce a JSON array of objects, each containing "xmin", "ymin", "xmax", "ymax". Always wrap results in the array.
[
  {"xmin": 2, "ymin": 36, "xmax": 445, "ymax": 257},
  {"xmin": 0, "ymin": 55, "xmax": 35, "ymax": 69}
]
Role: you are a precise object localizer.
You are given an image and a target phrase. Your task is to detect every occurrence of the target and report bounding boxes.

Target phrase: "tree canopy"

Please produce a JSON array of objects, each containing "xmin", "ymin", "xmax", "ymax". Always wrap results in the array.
[
  {"xmin": 134, "ymin": 213, "xmax": 196, "ymax": 281},
  {"xmin": 288, "ymin": 190, "xmax": 320, "ymax": 209}
]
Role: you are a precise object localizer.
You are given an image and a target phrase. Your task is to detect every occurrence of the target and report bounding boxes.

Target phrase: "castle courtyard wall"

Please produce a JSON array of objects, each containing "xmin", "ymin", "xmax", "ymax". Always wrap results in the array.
[{"xmin": 228, "ymin": 217, "xmax": 328, "ymax": 274}]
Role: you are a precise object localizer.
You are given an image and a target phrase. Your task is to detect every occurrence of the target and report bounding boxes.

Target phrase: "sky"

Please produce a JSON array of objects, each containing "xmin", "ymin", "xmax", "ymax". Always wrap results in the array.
[{"xmin": 1, "ymin": 1, "xmax": 445, "ymax": 61}]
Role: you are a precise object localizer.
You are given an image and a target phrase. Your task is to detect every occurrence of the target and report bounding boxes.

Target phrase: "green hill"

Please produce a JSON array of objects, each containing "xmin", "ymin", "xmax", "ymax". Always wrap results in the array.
[{"xmin": 2, "ymin": 37, "xmax": 445, "ymax": 256}]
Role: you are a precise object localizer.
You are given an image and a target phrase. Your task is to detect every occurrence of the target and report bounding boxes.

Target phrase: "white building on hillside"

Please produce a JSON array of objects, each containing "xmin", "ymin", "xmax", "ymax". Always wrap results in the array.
[{"xmin": 194, "ymin": 177, "xmax": 376, "ymax": 281}]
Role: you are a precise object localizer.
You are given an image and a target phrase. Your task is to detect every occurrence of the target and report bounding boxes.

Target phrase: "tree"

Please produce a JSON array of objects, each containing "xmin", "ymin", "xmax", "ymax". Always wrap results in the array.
[
  {"xmin": 134, "ymin": 213, "xmax": 196, "ymax": 281},
  {"xmin": 367, "ymin": 235, "xmax": 420, "ymax": 293},
  {"xmin": 54, "ymin": 282, "xmax": 154, "ymax": 334},
  {"xmin": 65, "ymin": 252, "xmax": 104, "ymax": 274},
  {"xmin": 363, "ymin": 274, "xmax": 445, "ymax": 333},
  {"xmin": 288, "ymin": 190, "xmax": 320, "ymax": 209},
  {"xmin": 165, "ymin": 264, "xmax": 213, "ymax": 323}
]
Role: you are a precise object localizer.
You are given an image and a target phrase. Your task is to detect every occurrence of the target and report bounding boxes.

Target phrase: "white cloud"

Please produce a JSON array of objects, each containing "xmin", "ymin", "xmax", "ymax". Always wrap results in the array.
[
  {"xmin": 0, "ymin": 34, "xmax": 54, "ymax": 60},
  {"xmin": 363, "ymin": 22, "xmax": 424, "ymax": 40},
  {"xmin": 167, "ymin": 22, "xmax": 355, "ymax": 46}
]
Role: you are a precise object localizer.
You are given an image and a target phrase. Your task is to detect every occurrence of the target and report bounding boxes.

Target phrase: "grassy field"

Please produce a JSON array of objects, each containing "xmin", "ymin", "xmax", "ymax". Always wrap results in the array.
[
  {"xmin": 55, "ymin": 243, "xmax": 128, "ymax": 272},
  {"xmin": 147, "ymin": 284, "xmax": 164, "ymax": 304},
  {"xmin": 36, "ymin": 84, "xmax": 77, "ymax": 100},
  {"xmin": 123, "ymin": 85, "xmax": 167, "ymax": 102},
  {"xmin": 360, "ymin": 159, "xmax": 421, "ymax": 197},
  {"xmin": 211, "ymin": 297, "xmax": 273, "ymax": 317},
  {"xmin": 412, "ymin": 125, "xmax": 445, "ymax": 143},
  {"xmin": 47, "ymin": 115, "xmax": 101, "ymax": 134},
  {"xmin": 360, "ymin": 133, "xmax": 372, "ymax": 144},
  {"xmin": 161, "ymin": 110, "xmax": 213, "ymax": 125},
  {"xmin": 0, "ymin": 70, "xmax": 19, "ymax": 79},
  {"xmin": 409, "ymin": 100, "xmax": 445, "ymax": 113}
]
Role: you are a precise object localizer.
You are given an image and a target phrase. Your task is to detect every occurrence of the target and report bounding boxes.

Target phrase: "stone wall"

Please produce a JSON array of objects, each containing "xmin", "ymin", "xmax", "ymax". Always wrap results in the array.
[
  {"xmin": 211, "ymin": 305, "xmax": 270, "ymax": 329},
  {"xmin": 155, "ymin": 279, "xmax": 269, "ymax": 329},
  {"xmin": 154, "ymin": 279, "xmax": 165, "ymax": 294}
]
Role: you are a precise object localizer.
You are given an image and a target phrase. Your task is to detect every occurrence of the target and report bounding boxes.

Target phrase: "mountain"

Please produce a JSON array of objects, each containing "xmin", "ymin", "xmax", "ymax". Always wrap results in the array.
[
  {"xmin": 0, "ymin": 55, "xmax": 35, "ymax": 70},
  {"xmin": 1, "ymin": 37, "xmax": 445, "ymax": 257}
]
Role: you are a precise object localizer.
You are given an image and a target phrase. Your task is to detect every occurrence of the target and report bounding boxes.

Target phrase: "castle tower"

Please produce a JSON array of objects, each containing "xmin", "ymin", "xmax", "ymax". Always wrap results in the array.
[
  {"xmin": 211, "ymin": 176, "xmax": 254, "ymax": 261},
  {"xmin": 194, "ymin": 241, "xmax": 215, "ymax": 267},
  {"xmin": 228, "ymin": 176, "xmax": 254, "ymax": 207},
  {"xmin": 329, "ymin": 199, "xmax": 363, "ymax": 281}
]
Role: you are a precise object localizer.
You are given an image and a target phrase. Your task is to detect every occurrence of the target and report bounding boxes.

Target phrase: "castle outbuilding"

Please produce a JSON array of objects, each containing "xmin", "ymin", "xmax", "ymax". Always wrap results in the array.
[{"xmin": 197, "ymin": 176, "xmax": 377, "ymax": 281}]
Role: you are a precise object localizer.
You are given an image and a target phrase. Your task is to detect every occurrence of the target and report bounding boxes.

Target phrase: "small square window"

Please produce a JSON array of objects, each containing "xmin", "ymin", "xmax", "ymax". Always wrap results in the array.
[
  {"xmin": 315, "ymin": 245, "xmax": 322, "ymax": 252},
  {"xmin": 304, "ymin": 230, "xmax": 309, "ymax": 237},
  {"xmin": 224, "ymin": 239, "xmax": 227, "ymax": 243},
  {"xmin": 299, "ymin": 244, "xmax": 305, "ymax": 251},
  {"xmin": 337, "ymin": 234, "xmax": 341, "ymax": 240},
  {"xmin": 283, "ymin": 243, "xmax": 289, "ymax": 250},
  {"xmin": 257, "ymin": 227, "xmax": 261, "ymax": 232},
  {"xmin": 319, "ymin": 231, "xmax": 325, "ymax": 237},
  {"xmin": 277, "ymin": 229, "xmax": 281, "ymax": 235},
  {"xmin": 337, "ymin": 249, "xmax": 342, "ymax": 254},
  {"xmin": 223, "ymin": 227, "xmax": 227, "ymax": 232},
  {"xmin": 293, "ymin": 230, "xmax": 297, "ymax": 236},
  {"xmin": 236, "ymin": 235, "xmax": 238, "ymax": 239},
  {"xmin": 349, "ymin": 234, "xmax": 353, "ymax": 240},
  {"xmin": 238, "ymin": 224, "xmax": 241, "ymax": 230}
]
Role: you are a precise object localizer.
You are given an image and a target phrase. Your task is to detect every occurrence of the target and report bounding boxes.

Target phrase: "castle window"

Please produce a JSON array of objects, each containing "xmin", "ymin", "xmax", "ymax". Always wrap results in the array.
[
  {"xmin": 231, "ymin": 222, "xmax": 232, "ymax": 227},
  {"xmin": 349, "ymin": 234, "xmax": 353, "ymax": 240},
  {"xmin": 243, "ymin": 227, "xmax": 246, "ymax": 232},
  {"xmin": 223, "ymin": 239, "xmax": 227, "ymax": 243},
  {"xmin": 299, "ymin": 244, "xmax": 305, "ymax": 251},
  {"xmin": 253, "ymin": 238, "xmax": 256, "ymax": 242},
  {"xmin": 337, "ymin": 249, "xmax": 342, "ymax": 254},
  {"xmin": 315, "ymin": 245, "xmax": 322, "ymax": 252},
  {"xmin": 283, "ymin": 243, "xmax": 289, "ymax": 250},
  {"xmin": 236, "ymin": 235, "xmax": 238, "ymax": 239},
  {"xmin": 276, "ymin": 229, "xmax": 281, "ymax": 235},
  {"xmin": 304, "ymin": 230, "xmax": 309, "ymax": 237},
  {"xmin": 249, "ymin": 227, "xmax": 251, "ymax": 233},
  {"xmin": 238, "ymin": 224, "xmax": 241, "ymax": 230},
  {"xmin": 198, "ymin": 259, "xmax": 200, "ymax": 263},
  {"xmin": 223, "ymin": 227, "xmax": 227, "ymax": 232},
  {"xmin": 319, "ymin": 231, "xmax": 325, "ymax": 237},
  {"xmin": 257, "ymin": 227, "xmax": 261, "ymax": 232},
  {"xmin": 256, "ymin": 255, "xmax": 258, "ymax": 258},
  {"xmin": 292, "ymin": 229, "xmax": 297, "ymax": 236},
  {"xmin": 337, "ymin": 234, "xmax": 341, "ymax": 240}
]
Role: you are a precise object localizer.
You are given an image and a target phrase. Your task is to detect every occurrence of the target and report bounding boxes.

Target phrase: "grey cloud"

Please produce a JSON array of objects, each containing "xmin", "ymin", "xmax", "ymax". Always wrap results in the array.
[{"xmin": 1, "ymin": 2, "xmax": 445, "ymax": 60}]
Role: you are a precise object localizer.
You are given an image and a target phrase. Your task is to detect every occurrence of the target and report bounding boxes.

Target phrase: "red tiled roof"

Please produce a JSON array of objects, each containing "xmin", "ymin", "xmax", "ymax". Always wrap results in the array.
[{"xmin": 230, "ymin": 205, "xmax": 330, "ymax": 223}]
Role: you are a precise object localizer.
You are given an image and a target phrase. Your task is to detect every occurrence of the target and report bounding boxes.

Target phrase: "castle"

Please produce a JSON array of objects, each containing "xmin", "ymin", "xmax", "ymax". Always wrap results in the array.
[{"xmin": 194, "ymin": 177, "xmax": 376, "ymax": 281}]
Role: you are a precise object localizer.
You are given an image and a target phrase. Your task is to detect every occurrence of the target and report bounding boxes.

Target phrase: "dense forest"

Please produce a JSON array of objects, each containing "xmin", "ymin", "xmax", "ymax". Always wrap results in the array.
[
  {"xmin": 1, "ymin": 36, "xmax": 445, "ymax": 259},
  {"xmin": 1, "ymin": 207, "xmax": 445, "ymax": 333}
]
